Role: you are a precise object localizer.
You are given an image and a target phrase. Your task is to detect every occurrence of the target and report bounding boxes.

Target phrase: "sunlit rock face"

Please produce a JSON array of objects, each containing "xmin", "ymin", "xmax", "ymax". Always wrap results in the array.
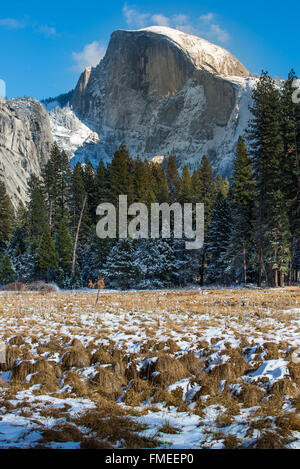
[
  {"xmin": 0, "ymin": 98, "xmax": 52, "ymax": 207},
  {"xmin": 51, "ymin": 27, "xmax": 256, "ymax": 176}
]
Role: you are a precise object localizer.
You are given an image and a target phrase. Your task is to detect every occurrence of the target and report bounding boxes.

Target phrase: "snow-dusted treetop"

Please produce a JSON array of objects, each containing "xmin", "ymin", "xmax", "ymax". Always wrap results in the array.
[{"xmin": 128, "ymin": 26, "xmax": 249, "ymax": 77}]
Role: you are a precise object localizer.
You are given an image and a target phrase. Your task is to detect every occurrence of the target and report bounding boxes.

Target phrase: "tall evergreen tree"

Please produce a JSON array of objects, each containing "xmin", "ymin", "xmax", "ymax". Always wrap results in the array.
[
  {"xmin": 247, "ymin": 71, "xmax": 290, "ymax": 286},
  {"xmin": 206, "ymin": 192, "xmax": 232, "ymax": 284},
  {"xmin": 226, "ymin": 137, "xmax": 256, "ymax": 283},
  {"xmin": 165, "ymin": 155, "xmax": 180, "ymax": 202},
  {"xmin": 0, "ymin": 254, "xmax": 15, "ymax": 284},
  {"xmin": 0, "ymin": 171, "xmax": 14, "ymax": 251},
  {"xmin": 37, "ymin": 226, "xmax": 58, "ymax": 281},
  {"xmin": 56, "ymin": 218, "xmax": 73, "ymax": 283}
]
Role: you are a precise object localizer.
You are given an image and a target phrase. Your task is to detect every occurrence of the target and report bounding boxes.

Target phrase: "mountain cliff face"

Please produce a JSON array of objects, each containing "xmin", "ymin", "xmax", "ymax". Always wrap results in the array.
[
  {"xmin": 50, "ymin": 26, "xmax": 257, "ymax": 175},
  {"xmin": 0, "ymin": 98, "xmax": 52, "ymax": 207}
]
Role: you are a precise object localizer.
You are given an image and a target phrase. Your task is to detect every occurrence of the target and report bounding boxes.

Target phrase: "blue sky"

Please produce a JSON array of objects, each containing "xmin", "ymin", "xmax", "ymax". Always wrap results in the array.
[{"xmin": 0, "ymin": 1, "xmax": 299, "ymax": 100}]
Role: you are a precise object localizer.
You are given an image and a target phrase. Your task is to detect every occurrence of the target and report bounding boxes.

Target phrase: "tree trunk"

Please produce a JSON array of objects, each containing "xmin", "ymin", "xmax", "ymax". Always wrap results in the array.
[
  {"xmin": 280, "ymin": 270, "xmax": 285, "ymax": 287},
  {"xmin": 288, "ymin": 238, "xmax": 293, "ymax": 286},
  {"xmin": 199, "ymin": 249, "xmax": 205, "ymax": 286},
  {"xmin": 71, "ymin": 195, "xmax": 87, "ymax": 280},
  {"xmin": 274, "ymin": 269, "xmax": 278, "ymax": 288},
  {"xmin": 242, "ymin": 242, "xmax": 247, "ymax": 284},
  {"xmin": 49, "ymin": 200, "xmax": 53, "ymax": 235}
]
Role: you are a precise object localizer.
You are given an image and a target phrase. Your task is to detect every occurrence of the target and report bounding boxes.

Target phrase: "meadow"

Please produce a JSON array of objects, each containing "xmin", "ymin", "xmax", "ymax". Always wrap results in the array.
[{"xmin": 0, "ymin": 287, "xmax": 299, "ymax": 449}]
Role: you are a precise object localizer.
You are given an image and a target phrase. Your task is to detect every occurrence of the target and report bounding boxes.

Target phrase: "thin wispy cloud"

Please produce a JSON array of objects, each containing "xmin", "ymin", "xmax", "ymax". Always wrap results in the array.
[
  {"xmin": 72, "ymin": 41, "xmax": 106, "ymax": 72},
  {"xmin": 0, "ymin": 18, "xmax": 27, "ymax": 29},
  {"xmin": 122, "ymin": 4, "xmax": 230, "ymax": 44},
  {"xmin": 38, "ymin": 25, "xmax": 58, "ymax": 37},
  {"xmin": 0, "ymin": 17, "xmax": 59, "ymax": 38}
]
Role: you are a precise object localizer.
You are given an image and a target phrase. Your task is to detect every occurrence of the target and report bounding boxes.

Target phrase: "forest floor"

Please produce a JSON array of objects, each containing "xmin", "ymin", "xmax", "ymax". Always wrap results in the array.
[{"xmin": 0, "ymin": 287, "xmax": 300, "ymax": 449}]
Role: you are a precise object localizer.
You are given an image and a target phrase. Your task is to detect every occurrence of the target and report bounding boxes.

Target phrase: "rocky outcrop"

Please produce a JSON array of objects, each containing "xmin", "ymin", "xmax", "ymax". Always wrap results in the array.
[
  {"xmin": 63, "ymin": 26, "xmax": 256, "ymax": 175},
  {"xmin": 0, "ymin": 98, "xmax": 52, "ymax": 207}
]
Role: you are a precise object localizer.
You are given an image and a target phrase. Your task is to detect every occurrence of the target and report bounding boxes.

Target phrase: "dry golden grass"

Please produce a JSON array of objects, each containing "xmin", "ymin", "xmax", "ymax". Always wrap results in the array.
[{"xmin": 0, "ymin": 286, "xmax": 299, "ymax": 448}]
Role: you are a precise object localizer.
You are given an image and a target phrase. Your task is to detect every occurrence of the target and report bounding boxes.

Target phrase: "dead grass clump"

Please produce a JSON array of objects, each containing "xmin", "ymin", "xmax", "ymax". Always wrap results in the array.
[
  {"xmin": 90, "ymin": 367, "xmax": 125, "ymax": 396},
  {"xmin": 287, "ymin": 362, "xmax": 300, "ymax": 386},
  {"xmin": 210, "ymin": 350, "xmax": 247, "ymax": 382},
  {"xmin": 223, "ymin": 434, "xmax": 242, "ymax": 449},
  {"xmin": 193, "ymin": 374, "xmax": 219, "ymax": 398},
  {"xmin": 276, "ymin": 412, "xmax": 300, "ymax": 436},
  {"xmin": 250, "ymin": 431, "xmax": 286, "ymax": 449},
  {"xmin": 61, "ymin": 348, "xmax": 90, "ymax": 370},
  {"xmin": 236, "ymin": 383, "xmax": 266, "ymax": 407},
  {"xmin": 9, "ymin": 335, "xmax": 25, "ymax": 346},
  {"xmin": 272, "ymin": 378, "xmax": 298, "ymax": 397},
  {"xmin": 0, "ymin": 345, "xmax": 19, "ymax": 371},
  {"xmin": 91, "ymin": 349, "xmax": 112, "ymax": 365},
  {"xmin": 159, "ymin": 421, "xmax": 181, "ymax": 434},
  {"xmin": 123, "ymin": 389, "xmax": 142, "ymax": 406},
  {"xmin": 140, "ymin": 340, "xmax": 156, "ymax": 354},
  {"xmin": 80, "ymin": 438, "xmax": 113, "ymax": 449},
  {"xmin": 64, "ymin": 372, "xmax": 89, "ymax": 397},
  {"xmin": 125, "ymin": 362, "xmax": 139, "ymax": 382},
  {"xmin": 74, "ymin": 412, "xmax": 159, "ymax": 448},
  {"xmin": 12, "ymin": 359, "xmax": 57, "ymax": 382},
  {"xmin": 29, "ymin": 371, "xmax": 59, "ymax": 393},
  {"xmin": 70, "ymin": 338, "xmax": 84, "ymax": 349},
  {"xmin": 179, "ymin": 353, "xmax": 204, "ymax": 377},
  {"xmin": 40, "ymin": 423, "xmax": 84, "ymax": 443},
  {"xmin": 145, "ymin": 355, "xmax": 190, "ymax": 388},
  {"xmin": 263, "ymin": 342, "xmax": 281, "ymax": 360}
]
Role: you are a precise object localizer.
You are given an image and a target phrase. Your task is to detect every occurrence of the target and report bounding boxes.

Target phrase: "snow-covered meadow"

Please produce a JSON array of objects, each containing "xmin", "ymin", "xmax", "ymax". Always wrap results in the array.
[{"xmin": 0, "ymin": 287, "xmax": 299, "ymax": 449}]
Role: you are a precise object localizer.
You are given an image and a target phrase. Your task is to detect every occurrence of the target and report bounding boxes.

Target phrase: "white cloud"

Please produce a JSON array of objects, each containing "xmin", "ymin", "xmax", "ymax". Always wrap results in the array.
[
  {"xmin": 122, "ymin": 4, "xmax": 230, "ymax": 44},
  {"xmin": 0, "ymin": 18, "xmax": 26, "ymax": 29},
  {"xmin": 38, "ymin": 25, "xmax": 57, "ymax": 37},
  {"xmin": 199, "ymin": 13, "xmax": 215, "ymax": 23},
  {"xmin": 72, "ymin": 41, "xmax": 106, "ymax": 72},
  {"xmin": 151, "ymin": 14, "xmax": 170, "ymax": 27},
  {"xmin": 209, "ymin": 24, "xmax": 230, "ymax": 43},
  {"xmin": 122, "ymin": 4, "xmax": 150, "ymax": 28}
]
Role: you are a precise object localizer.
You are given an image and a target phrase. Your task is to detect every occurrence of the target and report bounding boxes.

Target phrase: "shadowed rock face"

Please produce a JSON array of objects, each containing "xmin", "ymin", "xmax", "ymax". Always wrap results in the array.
[
  {"xmin": 0, "ymin": 98, "xmax": 52, "ymax": 206},
  {"xmin": 68, "ymin": 27, "xmax": 253, "ymax": 175}
]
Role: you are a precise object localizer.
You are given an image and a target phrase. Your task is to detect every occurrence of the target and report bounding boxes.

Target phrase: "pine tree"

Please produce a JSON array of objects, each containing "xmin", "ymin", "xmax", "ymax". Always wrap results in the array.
[
  {"xmin": 165, "ymin": 155, "xmax": 180, "ymax": 201},
  {"xmin": 81, "ymin": 226, "xmax": 112, "ymax": 285},
  {"xmin": 83, "ymin": 163, "xmax": 98, "ymax": 224},
  {"xmin": 151, "ymin": 162, "xmax": 169, "ymax": 203},
  {"xmin": 226, "ymin": 137, "xmax": 256, "ymax": 283},
  {"xmin": 56, "ymin": 218, "xmax": 73, "ymax": 282},
  {"xmin": 26, "ymin": 182, "xmax": 48, "ymax": 249},
  {"xmin": 0, "ymin": 171, "xmax": 14, "ymax": 251},
  {"xmin": 103, "ymin": 238, "xmax": 138, "ymax": 290},
  {"xmin": 70, "ymin": 163, "xmax": 90, "ymax": 243},
  {"xmin": 215, "ymin": 174, "xmax": 229, "ymax": 197},
  {"xmin": 178, "ymin": 165, "xmax": 192, "ymax": 203},
  {"xmin": 280, "ymin": 70, "xmax": 300, "ymax": 283},
  {"xmin": 206, "ymin": 192, "xmax": 232, "ymax": 284},
  {"xmin": 192, "ymin": 156, "xmax": 216, "ymax": 286},
  {"xmin": 42, "ymin": 143, "xmax": 71, "ymax": 234},
  {"xmin": 37, "ymin": 226, "xmax": 58, "ymax": 281},
  {"xmin": 247, "ymin": 71, "xmax": 290, "ymax": 286},
  {"xmin": 109, "ymin": 144, "xmax": 134, "ymax": 206},
  {"xmin": 95, "ymin": 160, "xmax": 111, "ymax": 204},
  {"xmin": 0, "ymin": 254, "xmax": 15, "ymax": 284}
]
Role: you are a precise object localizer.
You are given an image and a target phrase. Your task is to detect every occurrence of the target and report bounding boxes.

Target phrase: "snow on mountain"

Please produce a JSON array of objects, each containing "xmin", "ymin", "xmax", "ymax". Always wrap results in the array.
[
  {"xmin": 134, "ymin": 26, "xmax": 249, "ymax": 78},
  {"xmin": 48, "ymin": 106, "xmax": 100, "ymax": 165},
  {"xmin": 45, "ymin": 26, "xmax": 257, "ymax": 175}
]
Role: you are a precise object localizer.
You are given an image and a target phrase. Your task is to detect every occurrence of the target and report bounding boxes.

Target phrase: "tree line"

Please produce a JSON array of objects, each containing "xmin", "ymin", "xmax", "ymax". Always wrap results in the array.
[{"xmin": 0, "ymin": 70, "xmax": 299, "ymax": 289}]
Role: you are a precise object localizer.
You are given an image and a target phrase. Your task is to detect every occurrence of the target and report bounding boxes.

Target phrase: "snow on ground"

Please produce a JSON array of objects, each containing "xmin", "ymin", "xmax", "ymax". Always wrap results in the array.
[{"xmin": 0, "ymin": 287, "xmax": 299, "ymax": 449}]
